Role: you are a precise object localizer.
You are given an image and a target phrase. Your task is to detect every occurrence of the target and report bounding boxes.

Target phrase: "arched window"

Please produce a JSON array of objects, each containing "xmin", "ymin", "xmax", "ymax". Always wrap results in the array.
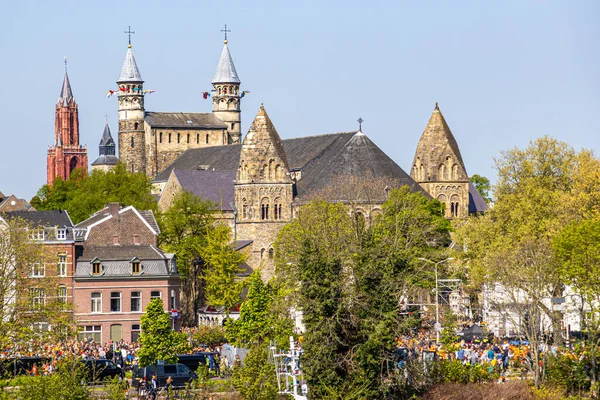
[
  {"xmin": 260, "ymin": 249, "xmax": 265, "ymax": 259},
  {"xmin": 273, "ymin": 197, "xmax": 282, "ymax": 220},
  {"xmin": 439, "ymin": 164, "xmax": 446, "ymax": 180},
  {"xmin": 223, "ymin": 87, "xmax": 227, "ymax": 94},
  {"xmin": 268, "ymin": 248, "xmax": 274, "ymax": 259},
  {"xmin": 452, "ymin": 164, "xmax": 459, "ymax": 180},
  {"xmin": 134, "ymin": 122, "xmax": 138, "ymax": 130},
  {"xmin": 261, "ymin": 198, "xmax": 269, "ymax": 220},
  {"xmin": 218, "ymin": 87, "xmax": 222, "ymax": 95},
  {"xmin": 241, "ymin": 198, "xmax": 248, "ymax": 220},
  {"xmin": 419, "ymin": 165, "xmax": 425, "ymax": 181},
  {"xmin": 131, "ymin": 137, "xmax": 134, "ymax": 148},
  {"xmin": 69, "ymin": 157, "xmax": 78, "ymax": 174}
]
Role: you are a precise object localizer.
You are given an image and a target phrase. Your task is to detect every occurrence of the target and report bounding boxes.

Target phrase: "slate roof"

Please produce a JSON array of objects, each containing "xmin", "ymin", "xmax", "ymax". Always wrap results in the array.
[
  {"xmin": 233, "ymin": 240, "xmax": 253, "ymax": 251},
  {"xmin": 91, "ymin": 155, "xmax": 119, "ymax": 166},
  {"xmin": 99, "ymin": 122, "xmax": 115, "ymax": 148},
  {"xmin": 118, "ymin": 46, "xmax": 143, "ymax": 82},
  {"xmin": 3, "ymin": 210, "xmax": 73, "ymax": 228},
  {"xmin": 212, "ymin": 43, "xmax": 240, "ymax": 84},
  {"xmin": 155, "ymin": 131, "xmax": 424, "ymax": 201},
  {"xmin": 172, "ymin": 170, "xmax": 236, "ymax": 211},
  {"xmin": 59, "ymin": 71, "xmax": 73, "ymax": 106},
  {"xmin": 75, "ymin": 245, "xmax": 172, "ymax": 277},
  {"xmin": 145, "ymin": 112, "xmax": 227, "ymax": 129},
  {"xmin": 468, "ymin": 182, "xmax": 489, "ymax": 213}
]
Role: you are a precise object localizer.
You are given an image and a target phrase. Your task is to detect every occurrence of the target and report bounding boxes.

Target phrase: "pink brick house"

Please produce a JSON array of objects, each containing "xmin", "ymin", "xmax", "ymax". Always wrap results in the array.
[{"xmin": 73, "ymin": 203, "xmax": 180, "ymax": 343}]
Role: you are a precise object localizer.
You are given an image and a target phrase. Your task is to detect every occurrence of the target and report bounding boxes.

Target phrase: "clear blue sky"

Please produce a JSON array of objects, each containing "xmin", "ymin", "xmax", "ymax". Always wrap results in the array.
[{"xmin": 0, "ymin": 0, "xmax": 598, "ymax": 199}]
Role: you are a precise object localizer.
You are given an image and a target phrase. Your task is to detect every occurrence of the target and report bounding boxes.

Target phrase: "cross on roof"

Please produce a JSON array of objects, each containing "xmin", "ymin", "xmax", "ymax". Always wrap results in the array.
[
  {"xmin": 357, "ymin": 117, "xmax": 364, "ymax": 132},
  {"xmin": 124, "ymin": 26, "xmax": 135, "ymax": 46},
  {"xmin": 221, "ymin": 24, "xmax": 231, "ymax": 42}
]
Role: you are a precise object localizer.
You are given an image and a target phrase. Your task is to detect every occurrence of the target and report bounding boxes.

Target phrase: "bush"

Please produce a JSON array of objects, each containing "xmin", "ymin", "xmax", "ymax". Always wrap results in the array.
[
  {"xmin": 190, "ymin": 325, "xmax": 227, "ymax": 347},
  {"xmin": 440, "ymin": 360, "xmax": 499, "ymax": 384}
]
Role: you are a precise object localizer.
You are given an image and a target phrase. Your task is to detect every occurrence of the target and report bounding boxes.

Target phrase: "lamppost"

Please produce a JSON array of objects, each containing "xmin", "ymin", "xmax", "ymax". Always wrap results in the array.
[{"xmin": 417, "ymin": 257, "xmax": 454, "ymax": 343}]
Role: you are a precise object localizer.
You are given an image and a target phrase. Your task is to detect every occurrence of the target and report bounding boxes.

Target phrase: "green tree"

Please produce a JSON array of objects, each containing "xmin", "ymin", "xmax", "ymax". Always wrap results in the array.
[
  {"xmin": 470, "ymin": 174, "xmax": 492, "ymax": 203},
  {"xmin": 226, "ymin": 272, "xmax": 293, "ymax": 400},
  {"xmin": 137, "ymin": 298, "xmax": 189, "ymax": 366},
  {"xmin": 158, "ymin": 191, "xmax": 216, "ymax": 324},
  {"xmin": 31, "ymin": 163, "xmax": 156, "ymax": 224},
  {"xmin": 200, "ymin": 224, "xmax": 246, "ymax": 314},
  {"xmin": 554, "ymin": 218, "xmax": 600, "ymax": 396}
]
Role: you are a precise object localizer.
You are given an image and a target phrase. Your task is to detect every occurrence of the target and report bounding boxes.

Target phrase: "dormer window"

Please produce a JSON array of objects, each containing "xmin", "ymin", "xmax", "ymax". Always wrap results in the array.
[
  {"xmin": 56, "ymin": 228, "xmax": 67, "ymax": 241},
  {"xmin": 132, "ymin": 259, "xmax": 141, "ymax": 274},
  {"xmin": 92, "ymin": 259, "xmax": 102, "ymax": 275},
  {"xmin": 29, "ymin": 229, "xmax": 45, "ymax": 241}
]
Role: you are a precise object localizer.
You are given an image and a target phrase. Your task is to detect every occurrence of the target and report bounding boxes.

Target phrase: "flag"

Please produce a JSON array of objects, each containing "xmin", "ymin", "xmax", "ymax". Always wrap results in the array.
[
  {"xmin": 143, "ymin": 90, "xmax": 155, "ymax": 94},
  {"xmin": 106, "ymin": 90, "xmax": 116, "ymax": 98},
  {"xmin": 241, "ymin": 90, "xmax": 251, "ymax": 98},
  {"xmin": 119, "ymin": 87, "xmax": 125, "ymax": 91},
  {"xmin": 133, "ymin": 87, "xmax": 139, "ymax": 91},
  {"xmin": 202, "ymin": 92, "xmax": 211, "ymax": 99}
]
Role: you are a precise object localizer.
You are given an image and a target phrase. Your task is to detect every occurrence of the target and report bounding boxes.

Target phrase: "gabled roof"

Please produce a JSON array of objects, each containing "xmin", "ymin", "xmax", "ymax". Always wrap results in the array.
[
  {"xmin": 59, "ymin": 71, "xmax": 73, "ymax": 106},
  {"xmin": 3, "ymin": 210, "xmax": 73, "ymax": 228},
  {"xmin": 412, "ymin": 104, "xmax": 468, "ymax": 181},
  {"xmin": 118, "ymin": 46, "xmax": 143, "ymax": 83},
  {"xmin": 0, "ymin": 195, "xmax": 33, "ymax": 212},
  {"xmin": 145, "ymin": 112, "xmax": 227, "ymax": 129},
  {"xmin": 171, "ymin": 170, "xmax": 236, "ymax": 211},
  {"xmin": 75, "ymin": 205, "xmax": 159, "ymax": 238},
  {"xmin": 212, "ymin": 42, "xmax": 240, "ymax": 84}
]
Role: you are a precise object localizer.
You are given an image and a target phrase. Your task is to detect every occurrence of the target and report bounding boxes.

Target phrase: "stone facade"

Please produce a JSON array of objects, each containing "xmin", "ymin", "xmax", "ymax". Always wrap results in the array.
[
  {"xmin": 234, "ymin": 105, "xmax": 293, "ymax": 280},
  {"xmin": 411, "ymin": 104, "xmax": 470, "ymax": 218}
]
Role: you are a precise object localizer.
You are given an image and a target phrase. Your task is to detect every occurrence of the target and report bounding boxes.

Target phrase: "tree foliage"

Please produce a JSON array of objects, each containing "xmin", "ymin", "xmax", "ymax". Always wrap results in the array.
[
  {"xmin": 0, "ymin": 217, "xmax": 74, "ymax": 348},
  {"xmin": 31, "ymin": 163, "xmax": 156, "ymax": 224},
  {"xmin": 469, "ymin": 174, "xmax": 492, "ymax": 203},
  {"xmin": 137, "ymin": 298, "xmax": 189, "ymax": 367},
  {"xmin": 275, "ymin": 186, "xmax": 451, "ymax": 398}
]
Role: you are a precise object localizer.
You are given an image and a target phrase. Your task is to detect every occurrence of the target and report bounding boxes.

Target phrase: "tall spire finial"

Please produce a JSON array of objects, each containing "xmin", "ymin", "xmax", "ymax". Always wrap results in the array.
[
  {"xmin": 105, "ymin": 113, "xmax": 109, "ymax": 123},
  {"xmin": 124, "ymin": 25, "xmax": 135, "ymax": 48},
  {"xmin": 64, "ymin": 56, "xmax": 67, "ymax": 72},
  {"xmin": 357, "ymin": 117, "xmax": 364, "ymax": 132},
  {"xmin": 221, "ymin": 24, "xmax": 231, "ymax": 44},
  {"xmin": 435, "ymin": 102, "xmax": 439, "ymax": 110}
]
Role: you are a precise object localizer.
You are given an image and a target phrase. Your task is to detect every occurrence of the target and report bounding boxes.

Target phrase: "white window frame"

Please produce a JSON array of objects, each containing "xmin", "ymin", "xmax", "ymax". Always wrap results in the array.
[
  {"xmin": 58, "ymin": 286, "xmax": 67, "ymax": 304},
  {"xmin": 131, "ymin": 291, "xmax": 141, "ymax": 312},
  {"xmin": 56, "ymin": 228, "xmax": 67, "ymax": 241},
  {"xmin": 78, "ymin": 325, "xmax": 102, "ymax": 342},
  {"xmin": 110, "ymin": 292, "xmax": 121, "ymax": 312},
  {"xmin": 31, "ymin": 262, "xmax": 45, "ymax": 278},
  {"xmin": 30, "ymin": 288, "xmax": 46, "ymax": 308},
  {"xmin": 29, "ymin": 229, "xmax": 45, "ymax": 241},
  {"xmin": 150, "ymin": 290, "xmax": 161, "ymax": 300},
  {"xmin": 91, "ymin": 292, "xmax": 102, "ymax": 313},
  {"xmin": 57, "ymin": 254, "xmax": 67, "ymax": 277}
]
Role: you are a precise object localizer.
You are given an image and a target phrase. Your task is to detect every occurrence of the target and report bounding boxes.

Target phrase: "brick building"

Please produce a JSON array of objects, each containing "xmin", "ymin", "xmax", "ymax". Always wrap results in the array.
[
  {"xmin": 73, "ymin": 203, "xmax": 179, "ymax": 343},
  {"xmin": 47, "ymin": 63, "xmax": 88, "ymax": 185}
]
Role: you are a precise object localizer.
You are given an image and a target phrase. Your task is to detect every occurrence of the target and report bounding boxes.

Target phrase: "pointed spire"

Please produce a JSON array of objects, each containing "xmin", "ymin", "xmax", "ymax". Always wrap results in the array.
[
  {"xmin": 59, "ymin": 58, "xmax": 74, "ymax": 106},
  {"xmin": 56, "ymin": 132, "xmax": 63, "ymax": 147},
  {"xmin": 239, "ymin": 105, "xmax": 290, "ymax": 182},
  {"xmin": 411, "ymin": 102, "xmax": 468, "ymax": 182},
  {"xmin": 99, "ymin": 122, "xmax": 116, "ymax": 156},
  {"xmin": 118, "ymin": 46, "xmax": 143, "ymax": 82},
  {"xmin": 212, "ymin": 42, "xmax": 240, "ymax": 84}
]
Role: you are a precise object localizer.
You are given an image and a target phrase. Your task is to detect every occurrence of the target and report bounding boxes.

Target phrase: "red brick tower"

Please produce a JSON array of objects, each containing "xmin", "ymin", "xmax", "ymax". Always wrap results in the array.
[{"xmin": 47, "ymin": 61, "xmax": 88, "ymax": 185}]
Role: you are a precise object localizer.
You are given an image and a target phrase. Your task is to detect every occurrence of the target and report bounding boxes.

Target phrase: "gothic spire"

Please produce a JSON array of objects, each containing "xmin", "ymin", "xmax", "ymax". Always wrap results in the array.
[
  {"xmin": 212, "ymin": 41, "xmax": 240, "ymax": 84},
  {"xmin": 59, "ymin": 59, "xmax": 74, "ymax": 106},
  {"xmin": 99, "ymin": 122, "xmax": 116, "ymax": 156},
  {"xmin": 118, "ymin": 46, "xmax": 143, "ymax": 83}
]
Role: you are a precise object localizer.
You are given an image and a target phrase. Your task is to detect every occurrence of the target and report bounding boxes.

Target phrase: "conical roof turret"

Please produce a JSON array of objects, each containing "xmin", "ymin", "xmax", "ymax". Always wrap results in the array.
[
  {"xmin": 212, "ymin": 42, "xmax": 240, "ymax": 84},
  {"xmin": 118, "ymin": 45, "xmax": 143, "ymax": 83},
  {"xmin": 59, "ymin": 71, "xmax": 73, "ymax": 106},
  {"xmin": 238, "ymin": 105, "xmax": 289, "ymax": 183},
  {"xmin": 99, "ymin": 122, "xmax": 115, "ymax": 149},
  {"xmin": 411, "ymin": 103, "xmax": 468, "ymax": 182}
]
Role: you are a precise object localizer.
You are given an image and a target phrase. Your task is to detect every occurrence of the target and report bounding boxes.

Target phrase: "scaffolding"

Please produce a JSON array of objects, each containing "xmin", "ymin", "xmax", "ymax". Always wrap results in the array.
[{"xmin": 271, "ymin": 336, "xmax": 308, "ymax": 400}]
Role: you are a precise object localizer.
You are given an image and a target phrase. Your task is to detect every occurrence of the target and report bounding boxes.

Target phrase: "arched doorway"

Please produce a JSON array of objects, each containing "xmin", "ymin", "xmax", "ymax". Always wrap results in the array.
[{"xmin": 69, "ymin": 157, "xmax": 78, "ymax": 174}]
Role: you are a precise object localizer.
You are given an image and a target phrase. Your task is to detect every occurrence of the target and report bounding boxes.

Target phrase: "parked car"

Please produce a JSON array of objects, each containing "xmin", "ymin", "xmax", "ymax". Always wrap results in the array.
[
  {"xmin": 134, "ymin": 363, "xmax": 197, "ymax": 388},
  {"xmin": 177, "ymin": 352, "xmax": 219, "ymax": 373},
  {"xmin": 82, "ymin": 359, "xmax": 125, "ymax": 383}
]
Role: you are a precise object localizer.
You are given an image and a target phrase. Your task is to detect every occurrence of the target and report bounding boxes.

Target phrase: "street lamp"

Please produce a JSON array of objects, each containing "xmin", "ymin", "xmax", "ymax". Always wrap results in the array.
[{"xmin": 417, "ymin": 257, "xmax": 454, "ymax": 343}]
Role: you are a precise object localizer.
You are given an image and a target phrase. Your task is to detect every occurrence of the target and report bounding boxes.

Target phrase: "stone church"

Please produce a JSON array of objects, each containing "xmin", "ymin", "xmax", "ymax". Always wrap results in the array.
[{"xmin": 108, "ymin": 35, "xmax": 486, "ymax": 278}]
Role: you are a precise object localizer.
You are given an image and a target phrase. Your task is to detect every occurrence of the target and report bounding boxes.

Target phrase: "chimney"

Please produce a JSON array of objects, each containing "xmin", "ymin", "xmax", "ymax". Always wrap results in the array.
[{"xmin": 108, "ymin": 202, "xmax": 120, "ymax": 217}]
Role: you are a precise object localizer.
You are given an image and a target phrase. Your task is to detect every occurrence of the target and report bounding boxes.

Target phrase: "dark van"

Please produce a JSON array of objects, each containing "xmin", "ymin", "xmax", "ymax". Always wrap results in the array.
[
  {"xmin": 134, "ymin": 363, "xmax": 197, "ymax": 388},
  {"xmin": 177, "ymin": 353, "xmax": 219, "ymax": 373},
  {"xmin": 83, "ymin": 359, "xmax": 125, "ymax": 383}
]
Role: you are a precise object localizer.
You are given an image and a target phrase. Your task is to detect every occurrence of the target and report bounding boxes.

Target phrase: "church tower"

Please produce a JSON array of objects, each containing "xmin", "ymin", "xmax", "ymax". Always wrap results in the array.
[
  {"xmin": 411, "ymin": 103, "xmax": 469, "ymax": 218},
  {"xmin": 212, "ymin": 30, "xmax": 242, "ymax": 144},
  {"xmin": 234, "ymin": 105, "xmax": 293, "ymax": 279},
  {"xmin": 47, "ymin": 61, "xmax": 88, "ymax": 185},
  {"xmin": 91, "ymin": 122, "xmax": 119, "ymax": 172},
  {"xmin": 117, "ymin": 37, "xmax": 146, "ymax": 174}
]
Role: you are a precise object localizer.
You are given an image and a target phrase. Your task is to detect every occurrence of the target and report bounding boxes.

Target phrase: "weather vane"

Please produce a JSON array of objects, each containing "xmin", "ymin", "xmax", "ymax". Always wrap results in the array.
[{"xmin": 358, "ymin": 117, "xmax": 364, "ymax": 132}]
